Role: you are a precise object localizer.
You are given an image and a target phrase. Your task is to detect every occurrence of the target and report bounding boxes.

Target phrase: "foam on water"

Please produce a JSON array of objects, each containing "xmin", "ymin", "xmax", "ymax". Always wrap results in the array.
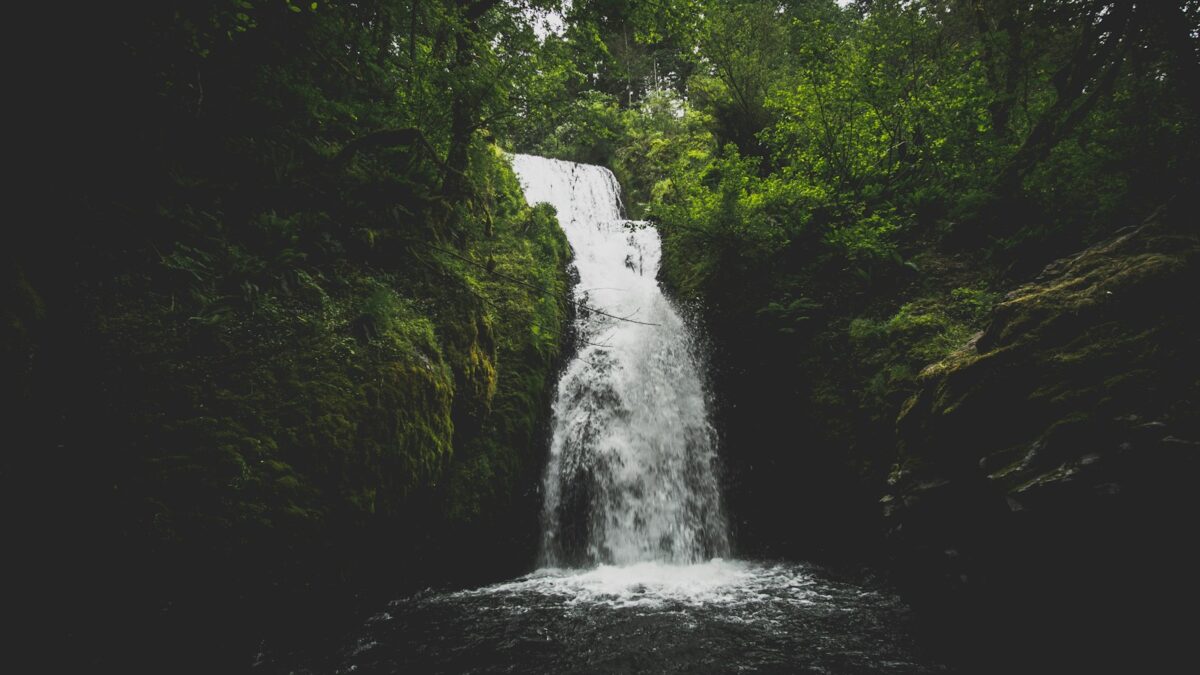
[
  {"xmin": 325, "ymin": 557, "xmax": 943, "ymax": 675},
  {"xmin": 454, "ymin": 559, "xmax": 828, "ymax": 611}
]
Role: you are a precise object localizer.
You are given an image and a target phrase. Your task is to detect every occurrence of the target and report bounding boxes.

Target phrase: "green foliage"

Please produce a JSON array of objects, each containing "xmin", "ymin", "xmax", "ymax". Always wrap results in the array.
[
  {"xmin": 534, "ymin": 91, "xmax": 627, "ymax": 165},
  {"xmin": 948, "ymin": 285, "xmax": 1000, "ymax": 326},
  {"xmin": 562, "ymin": 3, "xmax": 1199, "ymax": 509},
  {"xmin": 847, "ymin": 284, "xmax": 998, "ymax": 427},
  {"xmin": 13, "ymin": 5, "xmax": 587, "ymax": 638},
  {"xmin": 757, "ymin": 296, "xmax": 821, "ymax": 335},
  {"xmin": 67, "ymin": 135, "xmax": 572, "ymax": 595},
  {"xmin": 822, "ymin": 209, "xmax": 901, "ymax": 265}
]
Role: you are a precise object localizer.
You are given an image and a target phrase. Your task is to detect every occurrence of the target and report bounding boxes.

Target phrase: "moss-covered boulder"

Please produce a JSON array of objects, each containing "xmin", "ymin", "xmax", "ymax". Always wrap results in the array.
[
  {"xmin": 7, "ymin": 142, "xmax": 574, "ymax": 672},
  {"xmin": 883, "ymin": 203, "xmax": 1200, "ymax": 670}
]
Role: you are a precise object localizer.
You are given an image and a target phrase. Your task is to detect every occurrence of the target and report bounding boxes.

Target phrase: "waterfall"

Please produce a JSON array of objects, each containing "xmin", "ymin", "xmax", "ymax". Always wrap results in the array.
[
  {"xmin": 292, "ymin": 156, "xmax": 946, "ymax": 675},
  {"xmin": 511, "ymin": 154, "xmax": 729, "ymax": 566}
]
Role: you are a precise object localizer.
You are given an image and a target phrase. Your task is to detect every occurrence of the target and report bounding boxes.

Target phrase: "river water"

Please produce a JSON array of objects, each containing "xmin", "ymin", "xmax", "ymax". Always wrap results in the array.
[
  {"xmin": 324, "ymin": 560, "xmax": 943, "ymax": 674},
  {"xmin": 292, "ymin": 155, "xmax": 946, "ymax": 674}
]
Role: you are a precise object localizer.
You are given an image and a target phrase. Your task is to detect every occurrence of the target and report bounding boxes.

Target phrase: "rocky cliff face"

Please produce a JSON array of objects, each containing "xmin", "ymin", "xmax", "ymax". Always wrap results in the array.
[
  {"xmin": 884, "ymin": 204, "xmax": 1200, "ymax": 671},
  {"xmin": 7, "ymin": 149, "xmax": 575, "ymax": 671}
]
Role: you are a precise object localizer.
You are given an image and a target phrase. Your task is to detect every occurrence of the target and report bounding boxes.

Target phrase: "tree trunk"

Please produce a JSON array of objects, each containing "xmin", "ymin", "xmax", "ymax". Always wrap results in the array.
[
  {"xmin": 994, "ymin": 1, "xmax": 1137, "ymax": 197},
  {"xmin": 440, "ymin": 0, "xmax": 501, "ymax": 201}
]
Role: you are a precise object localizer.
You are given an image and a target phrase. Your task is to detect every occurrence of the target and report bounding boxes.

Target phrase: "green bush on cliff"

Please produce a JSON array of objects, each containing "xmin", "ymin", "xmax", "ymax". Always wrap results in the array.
[
  {"xmin": 847, "ymin": 286, "xmax": 997, "ymax": 426},
  {"xmin": 8, "ymin": 6, "xmax": 578, "ymax": 652},
  {"xmin": 63, "ymin": 140, "xmax": 571, "ymax": 601}
]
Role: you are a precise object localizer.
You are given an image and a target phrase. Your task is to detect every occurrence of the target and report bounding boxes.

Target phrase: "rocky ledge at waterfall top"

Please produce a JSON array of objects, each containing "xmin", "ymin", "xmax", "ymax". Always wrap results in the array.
[{"xmin": 883, "ymin": 201, "xmax": 1200, "ymax": 671}]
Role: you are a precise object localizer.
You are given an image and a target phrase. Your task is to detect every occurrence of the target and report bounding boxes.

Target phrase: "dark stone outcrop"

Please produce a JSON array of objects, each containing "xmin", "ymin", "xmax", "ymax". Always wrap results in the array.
[{"xmin": 884, "ymin": 204, "xmax": 1200, "ymax": 672}]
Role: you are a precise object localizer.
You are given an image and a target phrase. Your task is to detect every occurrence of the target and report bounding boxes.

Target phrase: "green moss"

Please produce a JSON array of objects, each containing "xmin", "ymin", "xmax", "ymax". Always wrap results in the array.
[
  {"xmin": 895, "ymin": 215, "xmax": 1200, "ymax": 485},
  {"xmin": 59, "ymin": 142, "xmax": 573, "ymax": 592},
  {"xmin": 438, "ymin": 153, "xmax": 573, "ymax": 524},
  {"xmin": 848, "ymin": 283, "xmax": 997, "ymax": 430}
]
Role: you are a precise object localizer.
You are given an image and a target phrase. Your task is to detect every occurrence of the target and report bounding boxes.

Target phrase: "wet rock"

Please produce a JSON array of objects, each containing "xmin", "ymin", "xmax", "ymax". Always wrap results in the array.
[
  {"xmin": 882, "ymin": 204, "xmax": 1200, "ymax": 668},
  {"xmin": 1161, "ymin": 436, "xmax": 1200, "ymax": 450}
]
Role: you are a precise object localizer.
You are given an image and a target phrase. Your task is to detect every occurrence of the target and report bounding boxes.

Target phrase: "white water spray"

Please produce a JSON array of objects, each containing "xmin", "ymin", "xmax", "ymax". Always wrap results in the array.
[{"xmin": 511, "ymin": 154, "xmax": 729, "ymax": 566}]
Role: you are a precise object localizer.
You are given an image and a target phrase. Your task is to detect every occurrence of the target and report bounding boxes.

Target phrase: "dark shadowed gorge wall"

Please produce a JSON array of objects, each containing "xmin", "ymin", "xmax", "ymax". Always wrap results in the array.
[{"xmin": 6, "ymin": 2, "xmax": 574, "ymax": 671}]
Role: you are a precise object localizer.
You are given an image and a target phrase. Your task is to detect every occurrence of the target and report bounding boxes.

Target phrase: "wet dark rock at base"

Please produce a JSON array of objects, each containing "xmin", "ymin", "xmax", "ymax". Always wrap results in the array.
[{"xmin": 883, "ymin": 203, "xmax": 1200, "ymax": 672}]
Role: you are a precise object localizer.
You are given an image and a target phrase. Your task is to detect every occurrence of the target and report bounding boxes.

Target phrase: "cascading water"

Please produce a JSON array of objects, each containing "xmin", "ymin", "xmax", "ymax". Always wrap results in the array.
[{"xmin": 509, "ymin": 154, "xmax": 729, "ymax": 566}]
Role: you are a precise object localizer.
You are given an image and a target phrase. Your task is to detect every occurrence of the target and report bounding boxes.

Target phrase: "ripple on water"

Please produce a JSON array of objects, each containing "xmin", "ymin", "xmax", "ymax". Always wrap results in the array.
[{"xmin": 316, "ymin": 560, "xmax": 947, "ymax": 675}]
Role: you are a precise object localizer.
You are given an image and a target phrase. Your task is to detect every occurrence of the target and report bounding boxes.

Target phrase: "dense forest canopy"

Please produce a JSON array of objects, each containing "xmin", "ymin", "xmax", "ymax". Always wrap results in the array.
[
  {"xmin": 41, "ymin": 0, "xmax": 1200, "ymax": 276},
  {"xmin": 7, "ymin": 0, "xmax": 1198, "ymax": 672}
]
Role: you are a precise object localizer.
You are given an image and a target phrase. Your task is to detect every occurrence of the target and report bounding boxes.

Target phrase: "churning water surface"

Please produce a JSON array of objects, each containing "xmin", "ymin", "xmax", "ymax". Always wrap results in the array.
[{"xmin": 327, "ymin": 560, "xmax": 944, "ymax": 674}]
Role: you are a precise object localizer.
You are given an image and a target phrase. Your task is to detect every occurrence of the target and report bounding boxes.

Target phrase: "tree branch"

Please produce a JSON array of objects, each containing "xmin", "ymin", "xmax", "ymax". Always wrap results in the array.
[{"xmin": 334, "ymin": 128, "xmax": 462, "ymax": 180}]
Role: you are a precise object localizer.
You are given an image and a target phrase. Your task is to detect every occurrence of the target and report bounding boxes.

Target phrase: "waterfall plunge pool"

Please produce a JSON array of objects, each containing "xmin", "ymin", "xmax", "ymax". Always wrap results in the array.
[{"xmin": 313, "ymin": 560, "xmax": 946, "ymax": 674}]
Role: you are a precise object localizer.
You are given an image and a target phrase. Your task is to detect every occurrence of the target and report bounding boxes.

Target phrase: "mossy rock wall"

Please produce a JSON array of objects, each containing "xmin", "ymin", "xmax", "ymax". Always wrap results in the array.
[
  {"xmin": 5, "ymin": 146, "xmax": 572, "ymax": 670},
  {"xmin": 882, "ymin": 203, "xmax": 1200, "ymax": 670}
]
